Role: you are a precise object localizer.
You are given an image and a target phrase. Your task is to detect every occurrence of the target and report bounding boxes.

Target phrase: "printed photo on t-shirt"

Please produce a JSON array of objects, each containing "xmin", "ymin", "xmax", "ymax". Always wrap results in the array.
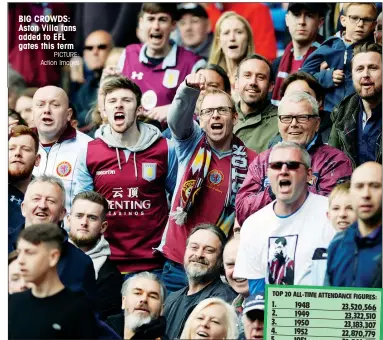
[{"xmin": 267, "ymin": 235, "xmax": 298, "ymax": 285}]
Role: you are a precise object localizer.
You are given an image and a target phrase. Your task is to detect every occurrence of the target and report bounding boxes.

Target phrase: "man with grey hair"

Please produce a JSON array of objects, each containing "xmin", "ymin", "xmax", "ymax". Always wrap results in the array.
[
  {"xmin": 31, "ymin": 85, "xmax": 93, "ymax": 214},
  {"xmin": 235, "ymin": 141, "xmax": 336, "ymax": 294},
  {"xmin": 163, "ymin": 224, "xmax": 236, "ymax": 339},
  {"xmin": 13, "ymin": 174, "xmax": 97, "ymax": 302},
  {"xmin": 236, "ymin": 91, "xmax": 353, "ymax": 227},
  {"xmin": 106, "ymin": 271, "xmax": 168, "ymax": 339}
]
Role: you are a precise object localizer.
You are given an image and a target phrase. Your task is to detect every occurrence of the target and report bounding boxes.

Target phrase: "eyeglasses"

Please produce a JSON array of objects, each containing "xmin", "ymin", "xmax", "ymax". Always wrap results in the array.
[
  {"xmin": 348, "ymin": 15, "xmax": 376, "ymax": 25},
  {"xmin": 278, "ymin": 114, "xmax": 319, "ymax": 124},
  {"xmin": 84, "ymin": 44, "xmax": 109, "ymax": 51},
  {"xmin": 200, "ymin": 106, "xmax": 233, "ymax": 117},
  {"xmin": 268, "ymin": 161, "xmax": 307, "ymax": 170}
]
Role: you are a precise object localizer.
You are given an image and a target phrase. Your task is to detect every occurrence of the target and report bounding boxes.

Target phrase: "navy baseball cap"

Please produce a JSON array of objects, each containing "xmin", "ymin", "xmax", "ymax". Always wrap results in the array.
[
  {"xmin": 177, "ymin": 3, "xmax": 209, "ymax": 19},
  {"xmin": 243, "ymin": 293, "xmax": 265, "ymax": 315},
  {"xmin": 288, "ymin": 3, "xmax": 325, "ymax": 17}
]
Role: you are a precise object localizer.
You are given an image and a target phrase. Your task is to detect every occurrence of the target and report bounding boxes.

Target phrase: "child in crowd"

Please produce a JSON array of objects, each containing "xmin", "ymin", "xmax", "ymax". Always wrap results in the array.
[
  {"xmin": 302, "ymin": 3, "xmax": 378, "ymax": 113},
  {"xmin": 312, "ymin": 182, "xmax": 357, "ymax": 286},
  {"xmin": 327, "ymin": 182, "xmax": 357, "ymax": 232}
]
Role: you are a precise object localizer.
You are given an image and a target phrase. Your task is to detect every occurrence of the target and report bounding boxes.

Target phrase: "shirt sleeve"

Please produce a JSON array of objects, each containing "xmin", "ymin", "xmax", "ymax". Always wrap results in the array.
[
  {"xmin": 73, "ymin": 146, "xmax": 94, "ymax": 196},
  {"xmin": 316, "ymin": 149, "xmax": 353, "ymax": 196},
  {"xmin": 191, "ymin": 58, "xmax": 207, "ymax": 73},
  {"xmin": 249, "ymin": 279, "xmax": 266, "ymax": 295},
  {"xmin": 235, "ymin": 155, "xmax": 272, "ymax": 226},
  {"xmin": 301, "ymin": 49, "xmax": 335, "ymax": 89},
  {"xmin": 167, "ymin": 81, "xmax": 200, "ymax": 140},
  {"xmin": 117, "ymin": 50, "xmax": 126, "ymax": 72}
]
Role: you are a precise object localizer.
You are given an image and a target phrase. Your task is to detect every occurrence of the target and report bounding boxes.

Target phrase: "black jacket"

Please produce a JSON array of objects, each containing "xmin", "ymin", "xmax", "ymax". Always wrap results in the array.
[
  {"xmin": 97, "ymin": 258, "xmax": 123, "ymax": 320},
  {"xmin": 329, "ymin": 93, "xmax": 382, "ymax": 168},
  {"xmin": 106, "ymin": 314, "xmax": 169, "ymax": 340}
]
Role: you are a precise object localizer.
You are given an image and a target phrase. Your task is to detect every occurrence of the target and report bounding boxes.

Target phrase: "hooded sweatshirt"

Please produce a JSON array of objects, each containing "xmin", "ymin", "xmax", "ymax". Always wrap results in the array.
[
  {"xmin": 74, "ymin": 122, "xmax": 177, "ymax": 273},
  {"xmin": 75, "ymin": 235, "xmax": 112, "ymax": 280}
]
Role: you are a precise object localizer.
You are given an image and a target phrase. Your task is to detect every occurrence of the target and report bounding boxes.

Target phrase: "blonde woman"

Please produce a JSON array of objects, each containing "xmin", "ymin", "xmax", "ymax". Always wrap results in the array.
[
  {"xmin": 208, "ymin": 12, "xmax": 254, "ymax": 99},
  {"xmin": 180, "ymin": 298, "xmax": 239, "ymax": 340}
]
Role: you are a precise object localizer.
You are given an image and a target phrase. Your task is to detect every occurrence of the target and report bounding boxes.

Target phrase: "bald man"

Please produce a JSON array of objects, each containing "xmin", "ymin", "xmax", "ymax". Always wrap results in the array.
[
  {"xmin": 326, "ymin": 162, "xmax": 382, "ymax": 288},
  {"xmin": 32, "ymin": 86, "xmax": 93, "ymax": 214}
]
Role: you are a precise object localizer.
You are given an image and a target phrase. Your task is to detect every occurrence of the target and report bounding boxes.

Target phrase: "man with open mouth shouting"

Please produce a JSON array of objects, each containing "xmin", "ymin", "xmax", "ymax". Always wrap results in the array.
[
  {"xmin": 157, "ymin": 72, "xmax": 257, "ymax": 293},
  {"xmin": 74, "ymin": 76, "xmax": 177, "ymax": 281},
  {"xmin": 31, "ymin": 86, "xmax": 93, "ymax": 214},
  {"xmin": 118, "ymin": 3, "xmax": 205, "ymax": 125},
  {"xmin": 234, "ymin": 141, "xmax": 336, "ymax": 294}
]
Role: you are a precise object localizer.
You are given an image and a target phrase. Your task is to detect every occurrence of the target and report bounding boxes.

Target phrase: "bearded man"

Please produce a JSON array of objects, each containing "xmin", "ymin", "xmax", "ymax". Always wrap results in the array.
[
  {"xmin": 68, "ymin": 190, "xmax": 122, "ymax": 320},
  {"xmin": 8, "ymin": 125, "xmax": 40, "ymax": 253},
  {"xmin": 163, "ymin": 224, "xmax": 236, "ymax": 339},
  {"xmin": 106, "ymin": 272, "xmax": 169, "ymax": 339}
]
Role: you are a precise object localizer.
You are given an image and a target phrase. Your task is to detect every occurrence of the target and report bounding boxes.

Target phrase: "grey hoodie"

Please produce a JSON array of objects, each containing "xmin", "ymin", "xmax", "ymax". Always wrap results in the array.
[
  {"xmin": 98, "ymin": 121, "xmax": 163, "ymax": 179},
  {"xmin": 85, "ymin": 235, "xmax": 111, "ymax": 279}
]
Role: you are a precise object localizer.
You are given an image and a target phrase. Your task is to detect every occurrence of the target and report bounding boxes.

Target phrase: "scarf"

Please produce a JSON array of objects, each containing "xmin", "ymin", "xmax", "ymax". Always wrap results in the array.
[
  {"xmin": 271, "ymin": 35, "xmax": 324, "ymax": 105},
  {"xmin": 170, "ymin": 134, "xmax": 248, "ymax": 235}
]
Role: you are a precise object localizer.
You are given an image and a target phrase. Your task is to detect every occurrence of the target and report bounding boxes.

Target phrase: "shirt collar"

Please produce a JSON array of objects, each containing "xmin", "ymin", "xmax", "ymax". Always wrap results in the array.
[
  {"xmin": 306, "ymin": 134, "xmax": 318, "ymax": 151},
  {"xmin": 356, "ymin": 225, "xmax": 382, "ymax": 240},
  {"xmin": 139, "ymin": 40, "xmax": 178, "ymax": 69},
  {"xmin": 359, "ymin": 97, "xmax": 382, "ymax": 120}
]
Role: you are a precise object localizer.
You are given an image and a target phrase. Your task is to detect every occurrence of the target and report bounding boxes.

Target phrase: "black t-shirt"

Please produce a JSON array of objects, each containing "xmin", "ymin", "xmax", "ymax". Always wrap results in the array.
[{"xmin": 9, "ymin": 288, "xmax": 99, "ymax": 339}]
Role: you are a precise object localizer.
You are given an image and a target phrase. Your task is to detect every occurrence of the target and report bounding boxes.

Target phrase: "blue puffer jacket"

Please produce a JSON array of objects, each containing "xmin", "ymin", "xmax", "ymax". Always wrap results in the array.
[
  {"xmin": 326, "ymin": 222, "xmax": 382, "ymax": 288},
  {"xmin": 301, "ymin": 32, "xmax": 373, "ymax": 112}
]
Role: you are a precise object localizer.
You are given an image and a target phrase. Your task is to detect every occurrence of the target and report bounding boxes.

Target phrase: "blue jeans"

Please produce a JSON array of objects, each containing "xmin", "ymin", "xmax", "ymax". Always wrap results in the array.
[
  {"xmin": 123, "ymin": 268, "xmax": 163, "ymax": 282},
  {"xmin": 162, "ymin": 259, "xmax": 188, "ymax": 294}
]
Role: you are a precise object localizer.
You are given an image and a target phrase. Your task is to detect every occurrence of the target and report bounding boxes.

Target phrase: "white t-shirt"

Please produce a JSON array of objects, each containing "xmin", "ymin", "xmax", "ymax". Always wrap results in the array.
[{"xmin": 234, "ymin": 193, "xmax": 336, "ymax": 286}]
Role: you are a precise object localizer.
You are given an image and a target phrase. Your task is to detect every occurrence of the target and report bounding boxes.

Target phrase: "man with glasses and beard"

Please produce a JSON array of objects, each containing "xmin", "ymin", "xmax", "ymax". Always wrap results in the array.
[
  {"xmin": 235, "ymin": 141, "xmax": 335, "ymax": 294},
  {"xmin": 8, "ymin": 125, "xmax": 41, "ymax": 253},
  {"xmin": 163, "ymin": 224, "xmax": 236, "ymax": 340},
  {"xmin": 106, "ymin": 272, "xmax": 168, "ymax": 339}
]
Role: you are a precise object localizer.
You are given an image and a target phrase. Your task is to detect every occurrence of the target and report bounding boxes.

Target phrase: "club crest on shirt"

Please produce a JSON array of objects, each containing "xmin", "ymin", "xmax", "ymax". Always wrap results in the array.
[
  {"xmin": 181, "ymin": 180, "xmax": 201, "ymax": 204},
  {"xmin": 163, "ymin": 69, "xmax": 180, "ymax": 89},
  {"xmin": 56, "ymin": 161, "xmax": 72, "ymax": 177},
  {"xmin": 141, "ymin": 90, "xmax": 158, "ymax": 110},
  {"xmin": 208, "ymin": 169, "xmax": 224, "ymax": 186},
  {"xmin": 142, "ymin": 163, "xmax": 157, "ymax": 182}
]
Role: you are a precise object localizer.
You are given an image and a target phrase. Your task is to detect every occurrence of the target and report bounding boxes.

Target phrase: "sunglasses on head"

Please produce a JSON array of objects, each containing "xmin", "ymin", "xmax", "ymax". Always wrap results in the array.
[
  {"xmin": 268, "ymin": 161, "xmax": 307, "ymax": 170},
  {"xmin": 84, "ymin": 44, "xmax": 108, "ymax": 51}
]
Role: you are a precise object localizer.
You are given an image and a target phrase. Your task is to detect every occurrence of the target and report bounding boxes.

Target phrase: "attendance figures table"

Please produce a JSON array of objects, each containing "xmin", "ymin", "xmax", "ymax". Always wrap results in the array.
[{"xmin": 265, "ymin": 286, "xmax": 382, "ymax": 340}]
